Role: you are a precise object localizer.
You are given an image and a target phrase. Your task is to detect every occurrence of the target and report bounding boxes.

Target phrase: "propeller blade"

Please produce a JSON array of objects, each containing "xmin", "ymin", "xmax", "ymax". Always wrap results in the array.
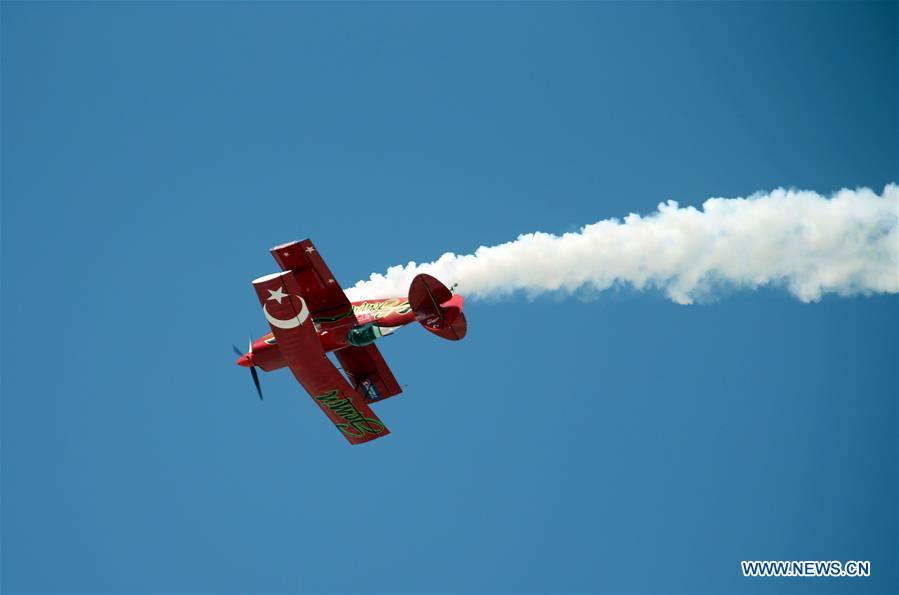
[
  {"xmin": 234, "ymin": 339, "xmax": 262, "ymax": 399},
  {"xmin": 250, "ymin": 366, "xmax": 263, "ymax": 400}
]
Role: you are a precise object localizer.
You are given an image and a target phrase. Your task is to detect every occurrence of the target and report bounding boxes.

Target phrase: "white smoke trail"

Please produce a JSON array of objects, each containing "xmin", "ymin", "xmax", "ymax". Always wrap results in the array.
[{"xmin": 346, "ymin": 184, "xmax": 898, "ymax": 305}]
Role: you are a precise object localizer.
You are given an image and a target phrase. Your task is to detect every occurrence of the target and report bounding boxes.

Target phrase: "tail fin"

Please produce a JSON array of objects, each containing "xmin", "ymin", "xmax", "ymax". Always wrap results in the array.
[{"xmin": 408, "ymin": 274, "xmax": 467, "ymax": 341}]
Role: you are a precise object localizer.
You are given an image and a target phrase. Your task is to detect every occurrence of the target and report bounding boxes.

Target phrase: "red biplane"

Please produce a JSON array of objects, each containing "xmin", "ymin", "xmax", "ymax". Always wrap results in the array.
[{"xmin": 234, "ymin": 239, "xmax": 467, "ymax": 445}]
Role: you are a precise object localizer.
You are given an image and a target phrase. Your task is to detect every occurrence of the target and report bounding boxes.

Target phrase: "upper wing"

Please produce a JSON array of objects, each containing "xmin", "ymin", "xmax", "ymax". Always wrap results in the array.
[
  {"xmin": 335, "ymin": 344, "xmax": 403, "ymax": 402},
  {"xmin": 252, "ymin": 270, "xmax": 389, "ymax": 445},
  {"xmin": 269, "ymin": 239, "xmax": 357, "ymax": 326}
]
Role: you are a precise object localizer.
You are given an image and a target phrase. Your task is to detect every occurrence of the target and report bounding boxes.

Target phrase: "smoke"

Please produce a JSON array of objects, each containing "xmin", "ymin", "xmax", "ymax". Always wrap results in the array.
[{"xmin": 345, "ymin": 184, "xmax": 898, "ymax": 305}]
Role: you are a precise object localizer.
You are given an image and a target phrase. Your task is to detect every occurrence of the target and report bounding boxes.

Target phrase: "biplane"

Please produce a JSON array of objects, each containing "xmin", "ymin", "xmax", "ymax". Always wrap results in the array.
[{"xmin": 234, "ymin": 239, "xmax": 467, "ymax": 444}]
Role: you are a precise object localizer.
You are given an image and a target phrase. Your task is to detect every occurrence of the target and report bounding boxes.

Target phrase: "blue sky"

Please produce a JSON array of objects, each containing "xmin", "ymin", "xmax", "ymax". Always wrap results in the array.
[{"xmin": 2, "ymin": 2, "xmax": 896, "ymax": 593}]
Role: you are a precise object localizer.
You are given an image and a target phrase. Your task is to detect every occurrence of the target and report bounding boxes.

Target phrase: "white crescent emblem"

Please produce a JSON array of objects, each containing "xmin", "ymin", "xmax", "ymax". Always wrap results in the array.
[{"xmin": 263, "ymin": 295, "xmax": 310, "ymax": 329}]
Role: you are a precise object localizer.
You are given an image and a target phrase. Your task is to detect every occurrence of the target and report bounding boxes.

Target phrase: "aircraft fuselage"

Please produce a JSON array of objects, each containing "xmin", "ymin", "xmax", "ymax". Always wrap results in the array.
[{"xmin": 236, "ymin": 296, "xmax": 458, "ymax": 372}]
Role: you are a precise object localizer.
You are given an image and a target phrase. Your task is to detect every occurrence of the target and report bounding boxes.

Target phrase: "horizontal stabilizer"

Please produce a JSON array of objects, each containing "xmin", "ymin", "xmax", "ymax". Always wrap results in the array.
[{"xmin": 408, "ymin": 273, "xmax": 467, "ymax": 341}]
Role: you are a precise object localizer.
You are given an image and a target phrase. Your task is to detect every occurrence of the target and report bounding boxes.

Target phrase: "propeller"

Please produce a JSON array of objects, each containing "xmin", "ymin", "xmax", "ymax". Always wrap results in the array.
[{"xmin": 233, "ymin": 339, "xmax": 263, "ymax": 400}]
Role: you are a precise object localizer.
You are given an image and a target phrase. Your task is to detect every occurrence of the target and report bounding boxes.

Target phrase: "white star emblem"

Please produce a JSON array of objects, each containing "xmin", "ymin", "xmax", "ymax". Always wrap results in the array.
[
  {"xmin": 305, "ymin": 246, "xmax": 316, "ymax": 254},
  {"xmin": 267, "ymin": 286, "xmax": 288, "ymax": 304}
]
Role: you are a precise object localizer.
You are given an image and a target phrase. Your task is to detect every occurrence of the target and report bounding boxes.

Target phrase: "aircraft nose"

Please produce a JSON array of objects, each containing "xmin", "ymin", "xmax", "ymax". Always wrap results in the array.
[{"xmin": 237, "ymin": 353, "xmax": 255, "ymax": 367}]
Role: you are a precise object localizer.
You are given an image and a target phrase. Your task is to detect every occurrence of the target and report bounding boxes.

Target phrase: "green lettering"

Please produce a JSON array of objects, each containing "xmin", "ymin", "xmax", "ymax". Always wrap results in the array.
[{"xmin": 315, "ymin": 389, "xmax": 385, "ymax": 438}]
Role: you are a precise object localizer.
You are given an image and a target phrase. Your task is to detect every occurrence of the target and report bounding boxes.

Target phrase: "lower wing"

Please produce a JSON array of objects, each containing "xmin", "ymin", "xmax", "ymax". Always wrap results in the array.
[{"xmin": 335, "ymin": 344, "xmax": 402, "ymax": 403}]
